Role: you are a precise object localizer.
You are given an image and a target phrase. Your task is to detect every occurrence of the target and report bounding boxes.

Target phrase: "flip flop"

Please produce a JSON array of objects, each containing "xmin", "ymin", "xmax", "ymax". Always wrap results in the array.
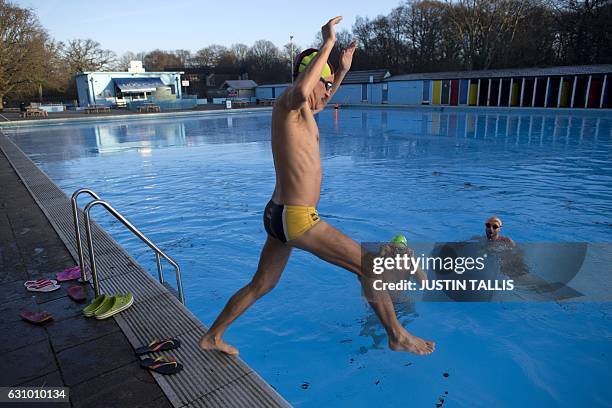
[
  {"xmin": 95, "ymin": 293, "xmax": 134, "ymax": 320},
  {"xmin": 24, "ymin": 278, "xmax": 57, "ymax": 287},
  {"xmin": 26, "ymin": 281, "xmax": 60, "ymax": 292},
  {"xmin": 67, "ymin": 285, "xmax": 87, "ymax": 302},
  {"xmin": 83, "ymin": 295, "xmax": 107, "ymax": 317},
  {"xmin": 140, "ymin": 356, "xmax": 183, "ymax": 375},
  {"xmin": 19, "ymin": 311, "xmax": 53, "ymax": 325},
  {"xmin": 56, "ymin": 266, "xmax": 81, "ymax": 282},
  {"xmin": 135, "ymin": 338, "xmax": 181, "ymax": 355}
]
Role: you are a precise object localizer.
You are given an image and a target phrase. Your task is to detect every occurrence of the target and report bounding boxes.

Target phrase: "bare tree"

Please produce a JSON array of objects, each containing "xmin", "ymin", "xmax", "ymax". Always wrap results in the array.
[
  {"xmin": 174, "ymin": 49, "xmax": 192, "ymax": 67},
  {"xmin": 547, "ymin": 0, "xmax": 612, "ymax": 64},
  {"xmin": 400, "ymin": 1, "xmax": 451, "ymax": 70},
  {"xmin": 230, "ymin": 43, "xmax": 249, "ymax": 63},
  {"xmin": 282, "ymin": 42, "xmax": 297, "ymax": 62},
  {"xmin": 246, "ymin": 40, "xmax": 289, "ymax": 83},
  {"xmin": 502, "ymin": 2, "xmax": 557, "ymax": 67},
  {"xmin": 143, "ymin": 49, "xmax": 183, "ymax": 70},
  {"xmin": 248, "ymin": 40, "xmax": 280, "ymax": 61},
  {"xmin": 39, "ymin": 40, "xmax": 71, "ymax": 96},
  {"xmin": 193, "ymin": 45, "xmax": 228, "ymax": 68},
  {"xmin": 115, "ymin": 51, "xmax": 147, "ymax": 70},
  {"xmin": 445, "ymin": 0, "xmax": 531, "ymax": 69},
  {"xmin": 60, "ymin": 38, "xmax": 116, "ymax": 73},
  {"xmin": 0, "ymin": 0, "xmax": 50, "ymax": 109}
]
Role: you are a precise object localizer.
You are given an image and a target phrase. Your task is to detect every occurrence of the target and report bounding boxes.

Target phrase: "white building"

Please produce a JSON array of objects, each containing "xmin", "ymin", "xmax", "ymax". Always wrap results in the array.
[{"xmin": 74, "ymin": 61, "xmax": 184, "ymax": 107}]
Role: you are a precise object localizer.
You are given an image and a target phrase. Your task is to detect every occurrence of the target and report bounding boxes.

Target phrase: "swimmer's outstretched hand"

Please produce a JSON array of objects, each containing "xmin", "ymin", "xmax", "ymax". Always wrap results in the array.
[
  {"xmin": 339, "ymin": 40, "xmax": 357, "ymax": 72},
  {"xmin": 322, "ymin": 16, "xmax": 343, "ymax": 44}
]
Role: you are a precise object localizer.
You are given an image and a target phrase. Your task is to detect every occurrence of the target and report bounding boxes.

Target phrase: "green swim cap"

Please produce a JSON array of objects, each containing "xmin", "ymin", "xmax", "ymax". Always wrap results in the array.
[
  {"xmin": 298, "ymin": 50, "xmax": 333, "ymax": 79},
  {"xmin": 391, "ymin": 235, "xmax": 408, "ymax": 247}
]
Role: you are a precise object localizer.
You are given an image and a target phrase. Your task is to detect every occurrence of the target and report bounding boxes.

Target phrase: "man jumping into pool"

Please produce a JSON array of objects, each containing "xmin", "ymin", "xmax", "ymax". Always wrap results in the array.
[{"xmin": 200, "ymin": 16, "xmax": 435, "ymax": 356}]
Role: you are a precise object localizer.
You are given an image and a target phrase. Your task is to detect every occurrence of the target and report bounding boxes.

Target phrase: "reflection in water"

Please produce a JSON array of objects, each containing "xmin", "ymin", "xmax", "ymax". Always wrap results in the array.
[
  {"xmin": 93, "ymin": 122, "xmax": 186, "ymax": 154},
  {"xmin": 319, "ymin": 109, "xmax": 611, "ymax": 167}
]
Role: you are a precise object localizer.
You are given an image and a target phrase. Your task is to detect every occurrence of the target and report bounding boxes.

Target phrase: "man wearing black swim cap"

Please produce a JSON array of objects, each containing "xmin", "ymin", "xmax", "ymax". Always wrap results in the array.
[{"xmin": 200, "ymin": 17, "xmax": 435, "ymax": 356}]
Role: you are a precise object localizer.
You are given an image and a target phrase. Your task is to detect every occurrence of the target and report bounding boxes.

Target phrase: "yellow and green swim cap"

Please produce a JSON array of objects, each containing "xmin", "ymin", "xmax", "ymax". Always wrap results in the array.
[
  {"xmin": 296, "ymin": 48, "xmax": 333, "ymax": 79},
  {"xmin": 391, "ymin": 234, "xmax": 408, "ymax": 248}
]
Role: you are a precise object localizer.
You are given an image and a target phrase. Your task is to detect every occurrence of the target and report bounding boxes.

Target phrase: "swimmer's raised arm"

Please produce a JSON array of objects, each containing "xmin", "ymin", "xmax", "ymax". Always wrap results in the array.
[
  {"xmin": 286, "ymin": 16, "xmax": 342, "ymax": 109},
  {"xmin": 324, "ymin": 40, "xmax": 357, "ymax": 103}
]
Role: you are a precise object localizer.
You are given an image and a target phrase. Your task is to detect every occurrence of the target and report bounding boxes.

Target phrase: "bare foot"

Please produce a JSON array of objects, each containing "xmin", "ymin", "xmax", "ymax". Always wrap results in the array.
[
  {"xmin": 388, "ymin": 331, "xmax": 435, "ymax": 355},
  {"xmin": 199, "ymin": 334, "xmax": 239, "ymax": 356}
]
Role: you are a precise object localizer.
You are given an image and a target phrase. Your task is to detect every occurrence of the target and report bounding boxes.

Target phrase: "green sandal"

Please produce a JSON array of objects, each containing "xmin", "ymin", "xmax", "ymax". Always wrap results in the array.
[
  {"xmin": 83, "ymin": 295, "xmax": 107, "ymax": 317},
  {"xmin": 95, "ymin": 293, "xmax": 134, "ymax": 320}
]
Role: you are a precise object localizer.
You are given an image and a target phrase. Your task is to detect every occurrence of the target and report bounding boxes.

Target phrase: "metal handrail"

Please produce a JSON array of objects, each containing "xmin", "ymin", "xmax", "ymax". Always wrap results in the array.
[
  {"xmin": 71, "ymin": 190, "xmax": 185, "ymax": 304},
  {"xmin": 71, "ymin": 188, "xmax": 100, "ymax": 281}
]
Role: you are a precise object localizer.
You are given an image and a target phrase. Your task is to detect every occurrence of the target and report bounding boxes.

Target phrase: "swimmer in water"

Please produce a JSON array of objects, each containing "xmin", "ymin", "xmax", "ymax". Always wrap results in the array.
[
  {"xmin": 484, "ymin": 217, "xmax": 581, "ymax": 298},
  {"xmin": 200, "ymin": 17, "xmax": 435, "ymax": 356},
  {"xmin": 484, "ymin": 216, "xmax": 538, "ymax": 285},
  {"xmin": 485, "ymin": 216, "xmax": 515, "ymax": 246}
]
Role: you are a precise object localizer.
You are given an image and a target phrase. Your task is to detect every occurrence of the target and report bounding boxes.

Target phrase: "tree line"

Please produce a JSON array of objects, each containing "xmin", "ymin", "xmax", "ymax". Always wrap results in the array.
[
  {"xmin": 346, "ymin": 0, "xmax": 611, "ymax": 73},
  {"xmin": 0, "ymin": 0, "xmax": 610, "ymax": 108}
]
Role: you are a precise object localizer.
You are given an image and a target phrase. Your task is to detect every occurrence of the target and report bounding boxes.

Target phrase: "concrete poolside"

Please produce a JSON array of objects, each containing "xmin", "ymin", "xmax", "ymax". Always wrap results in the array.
[{"xmin": 0, "ymin": 131, "xmax": 290, "ymax": 406}]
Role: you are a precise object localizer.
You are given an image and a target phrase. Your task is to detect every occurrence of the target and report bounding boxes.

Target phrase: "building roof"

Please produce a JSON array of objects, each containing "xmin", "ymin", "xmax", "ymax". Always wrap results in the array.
[
  {"xmin": 342, "ymin": 69, "xmax": 391, "ymax": 84},
  {"xmin": 220, "ymin": 79, "xmax": 258, "ymax": 90},
  {"xmin": 386, "ymin": 65, "xmax": 612, "ymax": 81},
  {"xmin": 257, "ymin": 83, "xmax": 291, "ymax": 88}
]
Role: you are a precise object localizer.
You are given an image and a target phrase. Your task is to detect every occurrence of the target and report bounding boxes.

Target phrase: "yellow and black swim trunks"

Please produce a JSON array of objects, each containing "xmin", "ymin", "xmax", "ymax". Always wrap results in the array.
[{"xmin": 263, "ymin": 199, "xmax": 320, "ymax": 243}]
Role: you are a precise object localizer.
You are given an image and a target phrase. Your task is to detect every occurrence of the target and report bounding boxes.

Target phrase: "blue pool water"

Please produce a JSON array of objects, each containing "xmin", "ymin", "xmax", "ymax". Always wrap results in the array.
[{"xmin": 5, "ymin": 107, "xmax": 612, "ymax": 407}]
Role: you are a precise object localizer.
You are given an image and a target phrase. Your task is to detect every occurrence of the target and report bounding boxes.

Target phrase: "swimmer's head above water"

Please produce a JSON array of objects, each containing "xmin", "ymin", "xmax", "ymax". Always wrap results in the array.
[
  {"xmin": 293, "ymin": 48, "xmax": 335, "ymax": 110},
  {"xmin": 391, "ymin": 234, "xmax": 408, "ymax": 248},
  {"xmin": 485, "ymin": 216, "xmax": 503, "ymax": 240}
]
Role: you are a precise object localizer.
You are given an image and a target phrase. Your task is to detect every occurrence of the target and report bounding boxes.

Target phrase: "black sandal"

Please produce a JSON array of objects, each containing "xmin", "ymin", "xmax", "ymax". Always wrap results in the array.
[
  {"xmin": 135, "ymin": 338, "xmax": 181, "ymax": 355},
  {"xmin": 140, "ymin": 356, "xmax": 183, "ymax": 375}
]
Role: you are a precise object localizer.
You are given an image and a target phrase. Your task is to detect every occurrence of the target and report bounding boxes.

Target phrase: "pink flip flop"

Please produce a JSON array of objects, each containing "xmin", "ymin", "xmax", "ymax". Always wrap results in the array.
[
  {"xmin": 19, "ymin": 311, "xmax": 53, "ymax": 325},
  {"xmin": 67, "ymin": 285, "xmax": 87, "ymax": 302},
  {"xmin": 56, "ymin": 266, "xmax": 81, "ymax": 282},
  {"xmin": 26, "ymin": 280, "xmax": 61, "ymax": 292},
  {"xmin": 24, "ymin": 278, "xmax": 58, "ymax": 287}
]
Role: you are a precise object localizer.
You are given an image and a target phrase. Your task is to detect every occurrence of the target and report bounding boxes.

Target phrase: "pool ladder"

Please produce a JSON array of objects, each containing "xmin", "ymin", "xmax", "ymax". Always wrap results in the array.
[{"xmin": 71, "ymin": 188, "xmax": 185, "ymax": 304}]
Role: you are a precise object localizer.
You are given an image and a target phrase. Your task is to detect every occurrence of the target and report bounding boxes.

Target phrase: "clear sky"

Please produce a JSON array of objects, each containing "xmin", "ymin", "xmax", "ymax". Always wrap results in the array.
[{"xmin": 15, "ymin": 0, "xmax": 400, "ymax": 55}]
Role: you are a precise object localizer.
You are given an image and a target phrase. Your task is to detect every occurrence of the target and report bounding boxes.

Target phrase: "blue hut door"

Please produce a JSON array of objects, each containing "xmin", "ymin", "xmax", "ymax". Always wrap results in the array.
[
  {"xmin": 459, "ymin": 80, "xmax": 469, "ymax": 104},
  {"xmin": 382, "ymin": 83, "xmax": 388, "ymax": 103},
  {"xmin": 423, "ymin": 80, "xmax": 430, "ymax": 104},
  {"xmin": 361, "ymin": 84, "xmax": 368, "ymax": 102}
]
